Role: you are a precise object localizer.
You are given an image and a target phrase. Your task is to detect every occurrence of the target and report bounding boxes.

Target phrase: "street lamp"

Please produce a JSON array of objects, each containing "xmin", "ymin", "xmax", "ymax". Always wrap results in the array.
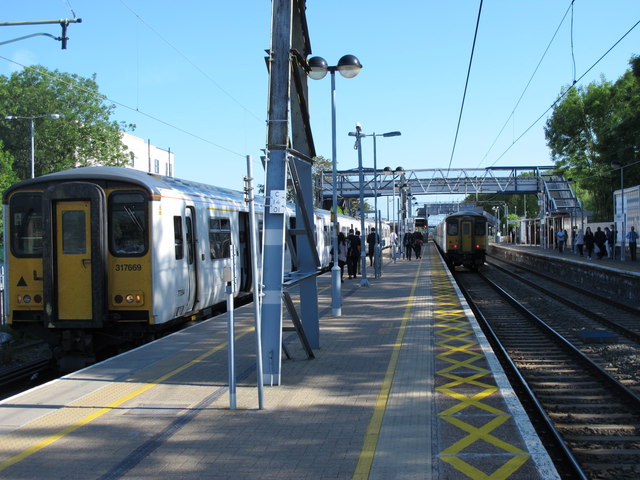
[
  {"xmin": 348, "ymin": 123, "xmax": 370, "ymax": 287},
  {"xmin": 383, "ymin": 166, "xmax": 404, "ymax": 262},
  {"xmin": 4, "ymin": 113, "xmax": 61, "ymax": 178},
  {"xmin": 364, "ymin": 131, "xmax": 401, "ymax": 277},
  {"xmin": 611, "ymin": 160, "xmax": 626, "ymax": 261},
  {"xmin": 307, "ymin": 54, "xmax": 362, "ymax": 315}
]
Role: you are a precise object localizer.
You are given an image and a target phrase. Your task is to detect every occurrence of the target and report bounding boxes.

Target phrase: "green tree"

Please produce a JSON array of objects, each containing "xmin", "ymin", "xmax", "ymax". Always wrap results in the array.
[
  {"xmin": 544, "ymin": 56, "xmax": 640, "ymax": 221},
  {"xmin": 0, "ymin": 143, "xmax": 19, "ymax": 248},
  {"xmin": 0, "ymin": 66, "xmax": 134, "ymax": 180}
]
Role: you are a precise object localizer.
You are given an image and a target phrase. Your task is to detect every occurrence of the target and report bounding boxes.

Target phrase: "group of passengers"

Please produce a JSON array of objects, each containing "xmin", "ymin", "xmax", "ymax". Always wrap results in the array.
[{"xmin": 568, "ymin": 224, "xmax": 638, "ymax": 261}]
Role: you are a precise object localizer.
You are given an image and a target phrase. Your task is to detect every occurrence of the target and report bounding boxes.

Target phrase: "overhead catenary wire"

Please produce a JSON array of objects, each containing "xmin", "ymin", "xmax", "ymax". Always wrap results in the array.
[
  {"xmin": 0, "ymin": 55, "xmax": 248, "ymax": 159},
  {"xmin": 478, "ymin": 0, "xmax": 575, "ymax": 167},
  {"xmin": 488, "ymin": 16, "xmax": 640, "ymax": 168},
  {"xmin": 117, "ymin": 0, "xmax": 263, "ymax": 124},
  {"xmin": 447, "ymin": 0, "xmax": 483, "ymax": 173}
]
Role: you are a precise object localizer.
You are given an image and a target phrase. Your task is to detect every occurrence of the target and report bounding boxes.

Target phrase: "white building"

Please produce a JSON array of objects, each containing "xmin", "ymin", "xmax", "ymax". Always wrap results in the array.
[{"xmin": 121, "ymin": 132, "xmax": 174, "ymax": 177}]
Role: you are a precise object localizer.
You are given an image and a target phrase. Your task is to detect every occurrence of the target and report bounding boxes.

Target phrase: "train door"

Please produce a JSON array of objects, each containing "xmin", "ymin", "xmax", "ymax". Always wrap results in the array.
[
  {"xmin": 42, "ymin": 182, "xmax": 107, "ymax": 328},
  {"xmin": 184, "ymin": 207, "xmax": 197, "ymax": 312},
  {"xmin": 461, "ymin": 219, "xmax": 473, "ymax": 252},
  {"xmin": 237, "ymin": 212, "xmax": 252, "ymax": 293},
  {"xmin": 55, "ymin": 201, "xmax": 92, "ymax": 320}
]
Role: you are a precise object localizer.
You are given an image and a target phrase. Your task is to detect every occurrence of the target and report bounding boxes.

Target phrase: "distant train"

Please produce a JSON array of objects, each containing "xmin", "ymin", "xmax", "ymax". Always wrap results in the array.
[
  {"xmin": 434, "ymin": 210, "xmax": 487, "ymax": 270},
  {"xmin": 2, "ymin": 166, "xmax": 384, "ymax": 367}
]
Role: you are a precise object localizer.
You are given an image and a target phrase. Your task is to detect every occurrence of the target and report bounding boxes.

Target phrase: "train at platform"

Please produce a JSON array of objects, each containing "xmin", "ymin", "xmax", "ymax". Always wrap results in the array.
[
  {"xmin": 434, "ymin": 210, "xmax": 488, "ymax": 270},
  {"xmin": 2, "ymin": 166, "xmax": 383, "ymax": 367}
]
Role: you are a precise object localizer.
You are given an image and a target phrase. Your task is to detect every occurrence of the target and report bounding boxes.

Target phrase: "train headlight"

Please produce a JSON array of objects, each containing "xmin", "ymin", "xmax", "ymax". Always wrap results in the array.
[
  {"xmin": 23, "ymin": 295, "xmax": 32, "ymax": 303},
  {"xmin": 114, "ymin": 295, "xmax": 123, "ymax": 304},
  {"xmin": 125, "ymin": 294, "xmax": 134, "ymax": 303},
  {"xmin": 34, "ymin": 295, "xmax": 43, "ymax": 304}
]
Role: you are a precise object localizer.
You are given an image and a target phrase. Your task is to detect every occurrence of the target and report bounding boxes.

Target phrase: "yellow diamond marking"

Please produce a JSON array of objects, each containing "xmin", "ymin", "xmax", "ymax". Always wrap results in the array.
[{"xmin": 431, "ymin": 256, "xmax": 530, "ymax": 479}]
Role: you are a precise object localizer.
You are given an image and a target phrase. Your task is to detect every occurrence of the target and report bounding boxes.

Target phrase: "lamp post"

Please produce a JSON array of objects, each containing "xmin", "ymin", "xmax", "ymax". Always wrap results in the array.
[
  {"xmin": 348, "ymin": 123, "xmax": 370, "ymax": 286},
  {"xmin": 307, "ymin": 54, "xmax": 362, "ymax": 315},
  {"xmin": 383, "ymin": 166, "xmax": 404, "ymax": 263},
  {"xmin": 367, "ymin": 131, "xmax": 401, "ymax": 277},
  {"xmin": 4, "ymin": 113, "xmax": 61, "ymax": 178},
  {"xmin": 611, "ymin": 160, "xmax": 626, "ymax": 262}
]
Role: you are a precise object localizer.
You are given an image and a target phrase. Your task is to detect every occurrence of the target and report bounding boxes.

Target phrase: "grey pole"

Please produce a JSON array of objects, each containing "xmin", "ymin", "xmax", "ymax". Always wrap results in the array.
[
  {"xmin": 245, "ymin": 156, "xmax": 264, "ymax": 408},
  {"xmin": 29, "ymin": 118, "xmax": 35, "ymax": 179},
  {"xmin": 354, "ymin": 124, "xmax": 369, "ymax": 287},
  {"xmin": 329, "ymin": 70, "xmax": 342, "ymax": 315},
  {"xmin": 621, "ymin": 165, "xmax": 626, "ymax": 262},
  {"xmin": 373, "ymin": 134, "xmax": 380, "ymax": 278}
]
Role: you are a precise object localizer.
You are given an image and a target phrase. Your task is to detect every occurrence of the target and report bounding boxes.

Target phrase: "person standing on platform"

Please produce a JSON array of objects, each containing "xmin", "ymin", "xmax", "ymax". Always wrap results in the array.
[
  {"xmin": 627, "ymin": 226, "xmax": 638, "ymax": 261},
  {"xmin": 571, "ymin": 227, "xmax": 577, "ymax": 253},
  {"xmin": 594, "ymin": 227, "xmax": 606, "ymax": 259},
  {"xmin": 389, "ymin": 228, "xmax": 398, "ymax": 256},
  {"xmin": 556, "ymin": 229, "xmax": 566, "ymax": 253},
  {"xmin": 584, "ymin": 227, "xmax": 595, "ymax": 260},
  {"xmin": 575, "ymin": 228, "xmax": 585, "ymax": 257},
  {"xmin": 347, "ymin": 229, "xmax": 360, "ymax": 279},
  {"xmin": 404, "ymin": 230, "xmax": 414, "ymax": 260},
  {"xmin": 367, "ymin": 228, "xmax": 377, "ymax": 267},
  {"xmin": 412, "ymin": 229, "xmax": 424, "ymax": 259},
  {"xmin": 337, "ymin": 232, "xmax": 348, "ymax": 282},
  {"xmin": 605, "ymin": 227, "xmax": 613, "ymax": 258}
]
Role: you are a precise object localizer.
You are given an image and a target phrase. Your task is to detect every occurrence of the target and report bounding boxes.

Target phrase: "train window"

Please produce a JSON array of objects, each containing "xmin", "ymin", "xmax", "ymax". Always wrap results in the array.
[
  {"xmin": 462, "ymin": 223, "xmax": 471, "ymax": 235},
  {"xmin": 62, "ymin": 211, "xmax": 86, "ymax": 254},
  {"xmin": 109, "ymin": 192, "xmax": 148, "ymax": 256},
  {"xmin": 9, "ymin": 193, "xmax": 44, "ymax": 257},
  {"xmin": 185, "ymin": 216, "xmax": 194, "ymax": 265},
  {"xmin": 475, "ymin": 221, "xmax": 486, "ymax": 235},
  {"xmin": 209, "ymin": 217, "xmax": 231, "ymax": 259},
  {"xmin": 446, "ymin": 221, "xmax": 458, "ymax": 236},
  {"xmin": 173, "ymin": 216, "xmax": 184, "ymax": 260}
]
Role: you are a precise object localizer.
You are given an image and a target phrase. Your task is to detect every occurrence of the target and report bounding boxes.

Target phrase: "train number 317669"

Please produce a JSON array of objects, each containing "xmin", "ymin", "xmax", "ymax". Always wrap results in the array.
[{"xmin": 114, "ymin": 264, "xmax": 143, "ymax": 272}]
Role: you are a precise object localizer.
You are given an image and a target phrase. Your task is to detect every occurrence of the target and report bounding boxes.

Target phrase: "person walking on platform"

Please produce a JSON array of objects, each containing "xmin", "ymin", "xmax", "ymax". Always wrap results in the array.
[
  {"xmin": 412, "ymin": 229, "xmax": 424, "ymax": 259},
  {"xmin": 404, "ymin": 230, "xmax": 414, "ymax": 260},
  {"xmin": 347, "ymin": 229, "xmax": 360, "ymax": 279},
  {"xmin": 575, "ymin": 228, "xmax": 585, "ymax": 257},
  {"xmin": 594, "ymin": 227, "xmax": 606, "ymax": 259},
  {"xmin": 556, "ymin": 229, "xmax": 566, "ymax": 253},
  {"xmin": 627, "ymin": 226, "xmax": 638, "ymax": 261},
  {"xmin": 337, "ymin": 232, "xmax": 348, "ymax": 282},
  {"xmin": 584, "ymin": 227, "xmax": 595, "ymax": 260},
  {"xmin": 367, "ymin": 228, "xmax": 377, "ymax": 267}
]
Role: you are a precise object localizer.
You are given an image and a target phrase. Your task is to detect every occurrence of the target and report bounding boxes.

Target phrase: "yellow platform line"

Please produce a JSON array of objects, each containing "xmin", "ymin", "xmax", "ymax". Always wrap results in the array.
[
  {"xmin": 0, "ymin": 327, "xmax": 253, "ymax": 472},
  {"xmin": 352, "ymin": 258, "xmax": 423, "ymax": 480},
  {"xmin": 431, "ymin": 256, "xmax": 530, "ymax": 480}
]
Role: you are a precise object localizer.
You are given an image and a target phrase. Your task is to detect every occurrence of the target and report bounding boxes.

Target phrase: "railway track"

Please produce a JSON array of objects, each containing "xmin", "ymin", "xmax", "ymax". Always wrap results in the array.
[{"xmin": 455, "ymin": 266, "xmax": 640, "ymax": 479}]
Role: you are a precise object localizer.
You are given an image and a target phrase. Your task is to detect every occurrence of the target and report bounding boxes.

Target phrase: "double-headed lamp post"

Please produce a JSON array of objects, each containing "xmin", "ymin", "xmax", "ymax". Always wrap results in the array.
[
  {"xmin": 5, "ymin": 114, "xmax": 61, "ymax": 178},
  {"xmin": 368, "ymin": 131, "xmax": 401, "ymax": 277},
  {"xmin": 611, "ymin": 160, "xmax": 626, "ymax": 262},
  {"xmin": 383, "ymin": 166, "xmax": 404, "ymax": 262},
  {"xmin": 307, "ymin": 54, "xmax": 362, "ymax": 316}
]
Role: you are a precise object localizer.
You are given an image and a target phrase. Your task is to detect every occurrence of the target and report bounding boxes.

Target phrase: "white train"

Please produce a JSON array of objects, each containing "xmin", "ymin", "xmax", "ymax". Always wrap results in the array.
[{"xmin": 3, "ymin": 166, "xmax": 385, "ymax": 364}]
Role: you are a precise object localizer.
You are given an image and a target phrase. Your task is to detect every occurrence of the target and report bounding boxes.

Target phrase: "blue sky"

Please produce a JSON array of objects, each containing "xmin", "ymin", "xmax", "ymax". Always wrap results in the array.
[{"xmin": 2, "ymin": 1, "xmax": 639, "ymax": 210}]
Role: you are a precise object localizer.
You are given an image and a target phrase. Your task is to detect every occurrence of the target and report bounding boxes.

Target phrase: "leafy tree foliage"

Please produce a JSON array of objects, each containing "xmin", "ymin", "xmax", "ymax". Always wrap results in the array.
[
  {"xmin": 0, "ymin": 66, "xmax": 134, "ymax": 181},
  {"xmin": 544, "ymin": 56, "xmax": 640, "ymax": 221}
]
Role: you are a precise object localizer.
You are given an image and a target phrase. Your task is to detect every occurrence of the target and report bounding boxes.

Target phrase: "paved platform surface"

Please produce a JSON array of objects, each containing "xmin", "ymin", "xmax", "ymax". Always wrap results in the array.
[{"xmin": 0, "ymin": 243, "xmax": 558, "ymax": 479}]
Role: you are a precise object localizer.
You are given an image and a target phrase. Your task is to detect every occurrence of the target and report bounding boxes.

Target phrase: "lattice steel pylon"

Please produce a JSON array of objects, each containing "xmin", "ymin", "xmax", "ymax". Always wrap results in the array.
[{"xmin": 262, "ymin": 0, "xmax": 319, "ymax": 385}]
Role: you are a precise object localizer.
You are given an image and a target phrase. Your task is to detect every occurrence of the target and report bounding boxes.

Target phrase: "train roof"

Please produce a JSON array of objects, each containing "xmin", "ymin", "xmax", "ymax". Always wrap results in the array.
[
  {"xmin": 445, "ymin": 210, "xmax": 486, "ymax": 218},
  {"xmin": 3, "ymin": 166, "xmax": 252, "ymax": 205}
]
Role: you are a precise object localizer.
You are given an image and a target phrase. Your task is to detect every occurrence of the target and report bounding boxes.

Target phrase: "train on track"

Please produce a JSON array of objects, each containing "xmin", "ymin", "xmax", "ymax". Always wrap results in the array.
[
  {"xmin": 3, "ymin": 166, "xmax": 385, "ymax": 368},
  {"xmin": 434, "ymin": 210, "xmax": 487, "ymax": 270}
]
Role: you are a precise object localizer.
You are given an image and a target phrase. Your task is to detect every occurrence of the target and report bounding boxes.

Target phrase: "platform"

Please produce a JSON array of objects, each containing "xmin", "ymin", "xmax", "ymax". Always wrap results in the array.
[{"xmin": 0, "ymin": 243, "xmax": 558, "ymax": 479}]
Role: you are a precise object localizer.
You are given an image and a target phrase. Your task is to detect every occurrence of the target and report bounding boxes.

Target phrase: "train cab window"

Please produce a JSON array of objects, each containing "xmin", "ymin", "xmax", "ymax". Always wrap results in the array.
[
  {"xmin": 462, "ymin": 222, "xmax": 471, "ymax": 235},
  {"xmin": 173, "ymin": 216, "xmax": 184, "ymax": 259},
  {"xmin": 109, "ymin": 192, "xmax": 148, "ymax": 256},
  {"xmin": 446, "ymin": 221, "xmax": 458, "ymax": 236},
  {"xmin": 208, "ymin": 217, "xmax": 231, "ymax": 259},
  {"xmin": 9, "ymin": 193, "xmax": 44, "ymax": 257},
  {"xmin": 475, "ymin": 221, "xmax": 486, "ymax": 235}
]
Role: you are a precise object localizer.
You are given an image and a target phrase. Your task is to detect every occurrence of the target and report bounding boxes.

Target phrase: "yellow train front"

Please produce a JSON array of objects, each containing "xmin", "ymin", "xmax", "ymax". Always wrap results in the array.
[{"xmin": 436, "ymin": 210, "xmax": 487, "ymax": 270}]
